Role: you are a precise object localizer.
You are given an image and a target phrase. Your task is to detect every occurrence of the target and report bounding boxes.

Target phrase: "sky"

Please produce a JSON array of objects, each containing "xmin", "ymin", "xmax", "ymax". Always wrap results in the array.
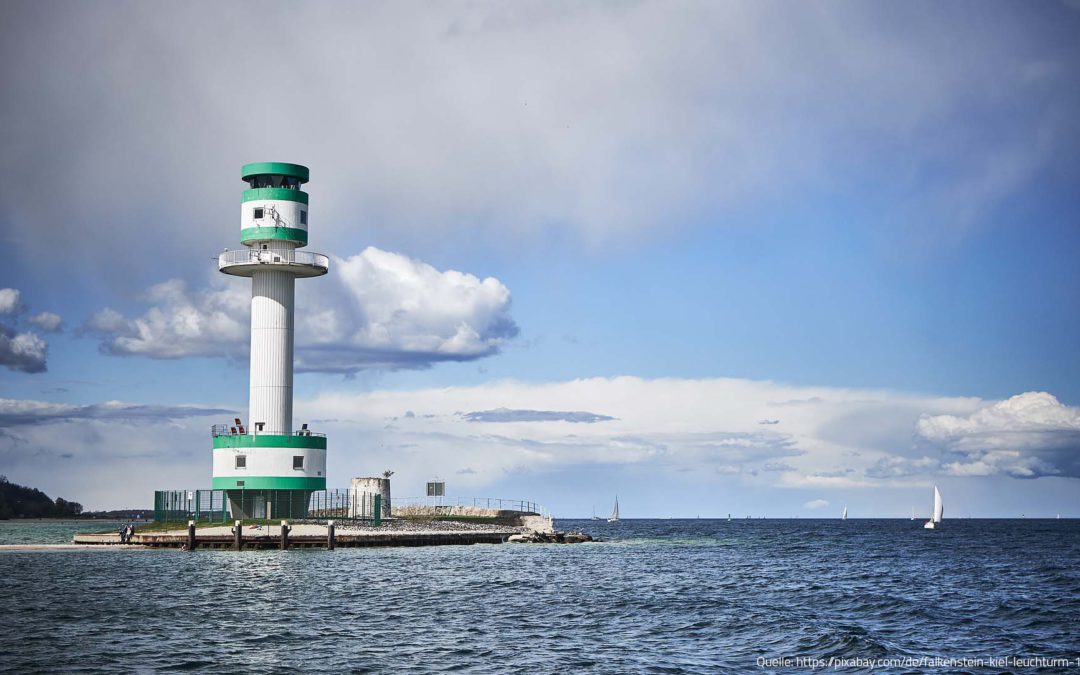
[{"xmin": 1, "ymin": 0, "xmax": 1079, "ymax": 516}]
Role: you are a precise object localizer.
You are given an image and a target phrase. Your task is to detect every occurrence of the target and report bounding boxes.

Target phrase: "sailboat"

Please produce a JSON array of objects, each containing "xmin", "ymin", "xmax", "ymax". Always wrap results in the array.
[
  {"xmin": 607, "ymin": 496, "xmax": 620, "ymax": 523},
  {"xmin": 910, "ymin": 507, "xmax": 916, "ymax": 521},
  {"xmin": 591, "ymin": 506, "xmax": 602, "ymax": 521},
  {"xmin": 923, "ymin": 485, "xmax": 943, "ymax": 529},
  {"xmin": 841, "ymin": 506, "xmax": 848, "ymax": 521}
]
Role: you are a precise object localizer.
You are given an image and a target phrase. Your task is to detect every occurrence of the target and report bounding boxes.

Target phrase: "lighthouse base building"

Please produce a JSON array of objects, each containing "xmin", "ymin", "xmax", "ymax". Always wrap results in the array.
[{"xmin": 211, "ymin": 162, "xmax": 329, "ymax": 519}]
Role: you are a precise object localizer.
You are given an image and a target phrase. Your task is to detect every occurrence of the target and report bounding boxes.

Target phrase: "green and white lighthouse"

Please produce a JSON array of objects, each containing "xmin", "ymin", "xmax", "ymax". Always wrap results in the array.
[{"xmin": 211, "ymin": 162, "xmax": 328, "ymax": 518}]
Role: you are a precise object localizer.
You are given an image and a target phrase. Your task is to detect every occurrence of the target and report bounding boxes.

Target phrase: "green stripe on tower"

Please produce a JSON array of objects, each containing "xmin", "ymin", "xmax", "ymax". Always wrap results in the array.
[
  {"xmin": 242, "ymin": 187, "xmax": 309, "ymax": 204},
  {"xmin": 241, "ymin": 162, "xmax": 310, "ymax": 182},
  {"xmin": 213, "ymin": 434, "xmax": 327, "ymax": 450},
  {"xmin": 212, "ymin": 476, "xmax": 326, "ymax": 490},
  {"xmin": 240, "ymin": 227, "xmax": 308, "ymax": 244}
]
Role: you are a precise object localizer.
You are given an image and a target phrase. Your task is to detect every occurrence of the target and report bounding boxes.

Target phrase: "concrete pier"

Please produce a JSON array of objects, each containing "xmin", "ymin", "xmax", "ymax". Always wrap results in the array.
[{"xmin": 71, "ymin": 522, "xmax": 529, "ymax": 550}]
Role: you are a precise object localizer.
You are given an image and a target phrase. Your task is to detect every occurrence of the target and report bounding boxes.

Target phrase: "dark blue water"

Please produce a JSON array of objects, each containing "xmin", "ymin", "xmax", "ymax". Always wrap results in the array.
[{"xmin": 2, "ymin": 519, "xmax": 1079, "ymax": 673}]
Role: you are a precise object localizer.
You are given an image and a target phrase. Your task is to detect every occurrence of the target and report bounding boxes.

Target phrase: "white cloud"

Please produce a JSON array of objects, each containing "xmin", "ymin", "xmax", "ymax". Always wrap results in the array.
[
  {"xmin": 460, "ymin": 408, "xmax": 615, "ymax": 423},
  {"xmin": 0, "ymin": 289, "xmax": 20, "ymax": 314},
  {"xmin": 4, "ymin": 380, "xmax": 1076, "ymax": 510},
  {"xmin": 0, "ymin": 287, "xmax": 58, "ymax": 372},
  {"xmin": 0, "ymin": 398, "xmax": 231, "ymax": 427},
  {"xmin": 803, "ymin": 499, "xmax": 829, "ymax": 510},
  {"xmin": 85, "ymin": 247, "xmax": 517, "ymax": 372},
  {"xmin": 864, "ymin": 455, "xmax": 939, "ymax": 479},
  {"xmin": 26, "ymin": 311, "xmax": 63, "ymax": 332},
  {"xmin": 0, "ymin": 409, "xmax": 224, "ymax": 510},
  {"xmin": 299, "ymin": 377, "xmax": 987, "ymax": 490},
  {"xmin": 300, "ymin": 247, "xmax": 517, "ymax": 372},
  {"xmin": 916, "ymin": 392, "xmax": 1080, "ymax": 478},
  {"xmin": 0, "ymin": 325, "xmax": 47, "ymax": 373},
  {"xmin": 86, "ymin": 279, "xmax": 249, "ymax": 360}
]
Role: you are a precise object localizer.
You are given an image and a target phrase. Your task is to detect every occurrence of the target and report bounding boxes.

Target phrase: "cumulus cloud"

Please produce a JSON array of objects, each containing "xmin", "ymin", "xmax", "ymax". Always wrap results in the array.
[
  {"xmin": 803, "ymin": 499, "xmax": 829, "ymax": 510},
  {"xmin": 300, "ymin": 247, "xmax": 518, "ymax": 372},
  {"xmin": 85, "ymin": 247, "xmax": 517, "ymax": 372},
  {"xmin": 0, "ymin": 288, "xmax": 60, "ymax": 373},
  {"xmin": 460, "ymin": 408, "xmax": 615, "ymax": 423},
  {"xmin": 916, "ymin": 392, "xmax": 1080, "ymax": 478},
  {"xmin": 0, "ymin": 324, "xmax": 47, "ymax": 373},
  {"xmin": 85, "ymin": 279, "xmax": 249, "ymax": 360},
  {"xmin": 26, "ymin": 311, "xmax": 63, "ymax": 332},
  {"xmin": 0, "ymin": 289, "xmax": 20, "ymax": 314}
]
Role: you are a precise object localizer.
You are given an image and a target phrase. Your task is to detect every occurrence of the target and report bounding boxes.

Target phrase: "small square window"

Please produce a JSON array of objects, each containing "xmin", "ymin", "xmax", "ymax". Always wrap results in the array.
[
  {"xmin": 300, "ymin": 210, "xmax": 307, "ymax": 225},
  {"xmin": 253, "ymin": 207, "xmax": 264, "ymax": 219},
  {"xmin": 235, "ymin": 455, "xmax": 246, "ymax": 469},
  {"xmin": 293, "ymin": 455, "xmax": 304, "ymax": 470}
]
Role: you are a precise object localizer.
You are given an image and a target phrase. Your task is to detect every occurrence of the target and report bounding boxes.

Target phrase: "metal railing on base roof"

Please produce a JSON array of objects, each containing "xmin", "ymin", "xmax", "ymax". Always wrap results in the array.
[
  {"xmin": 210, "ymin": 425, "xmax": 325, "ymax": 438},
  {"xmin": 393, "ymin": 496, "xmax": 546, "ymax": 518},
  {"xmin": 154, "ymin": 489, "xmax": 380, "ymax": 526}
]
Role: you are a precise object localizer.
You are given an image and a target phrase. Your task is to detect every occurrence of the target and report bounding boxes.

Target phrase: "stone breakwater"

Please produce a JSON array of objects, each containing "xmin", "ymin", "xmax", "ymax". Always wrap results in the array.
[{"xmin": 507, "ymin": 530, "xmax": 593, "ymax": 544}]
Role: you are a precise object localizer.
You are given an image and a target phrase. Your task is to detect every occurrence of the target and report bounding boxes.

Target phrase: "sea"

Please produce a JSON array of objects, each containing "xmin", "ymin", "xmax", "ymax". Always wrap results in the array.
[{"xmin": 1, "ymin": 518, "xmax": 1078, "ymax": 674}]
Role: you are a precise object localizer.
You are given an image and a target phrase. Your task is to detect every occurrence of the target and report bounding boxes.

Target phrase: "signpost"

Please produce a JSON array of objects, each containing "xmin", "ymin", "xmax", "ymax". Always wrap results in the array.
[{"xmin": 426, "ymin": 478, "xmax": 445, "ymax": 512}]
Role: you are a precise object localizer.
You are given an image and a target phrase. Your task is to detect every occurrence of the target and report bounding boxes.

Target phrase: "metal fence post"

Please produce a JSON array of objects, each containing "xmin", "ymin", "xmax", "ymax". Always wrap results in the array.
[{"xmin": 327, "ymin": 520, "xmax": 336, "ymax": 550}]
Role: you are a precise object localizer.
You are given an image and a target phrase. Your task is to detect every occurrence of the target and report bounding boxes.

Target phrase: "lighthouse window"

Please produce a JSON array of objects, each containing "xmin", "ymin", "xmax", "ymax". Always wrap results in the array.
[
  {"xmin": 247, "ymin": 175, "xmax": 302, "ymax": 189},
  {"xmin": 300, "ymin": 210, "xmax": 307, "ymax": 225},
  {"xmin": 293, "ymin": 455, "xmax": 305, "ymax": 470},
  {"xmin": 253, "ymin": 207, "xmax": 264, "ymax": 219},
  {"xmin": 235, "ymin": 455, "xmax": 247, "ymax": 469}
]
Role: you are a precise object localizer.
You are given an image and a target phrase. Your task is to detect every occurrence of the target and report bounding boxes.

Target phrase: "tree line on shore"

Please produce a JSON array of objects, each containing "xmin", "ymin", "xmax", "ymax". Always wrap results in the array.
[{"xmin": 0, "ymin": 475, "xmax": 83, "ymax": 519}]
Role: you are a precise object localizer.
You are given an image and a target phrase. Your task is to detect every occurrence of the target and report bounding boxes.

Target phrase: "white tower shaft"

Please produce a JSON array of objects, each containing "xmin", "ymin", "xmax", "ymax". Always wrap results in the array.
[{"xmin": 249, "ymin": 269, "xmax": 295, "ymax": 433}]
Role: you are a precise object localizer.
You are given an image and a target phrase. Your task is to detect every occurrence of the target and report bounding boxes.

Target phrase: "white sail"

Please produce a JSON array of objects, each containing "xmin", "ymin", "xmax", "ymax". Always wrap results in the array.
[
  {"xmin": 608, "ymin": 496, "xmax": 620, "ymax": 522},
  {"xmin": 841, "ymin": 506, "xmax": 848, "ymax": 520},
  {"xmin": 924, "ymin": 485, "xmax": 942, "ymax": 529}
]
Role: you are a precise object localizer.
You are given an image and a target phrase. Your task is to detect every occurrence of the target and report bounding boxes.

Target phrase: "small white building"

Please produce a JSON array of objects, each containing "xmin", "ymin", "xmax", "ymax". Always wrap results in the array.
[{"xmin": 350, "ymin": 477, "xmax": 391, "ymax": 519}]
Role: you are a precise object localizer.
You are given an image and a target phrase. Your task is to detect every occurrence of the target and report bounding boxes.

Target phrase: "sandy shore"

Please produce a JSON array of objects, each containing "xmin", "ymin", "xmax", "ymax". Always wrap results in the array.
[{"xmin": 0, "ymin": 544, "xmax": 151, "ymax": 551}]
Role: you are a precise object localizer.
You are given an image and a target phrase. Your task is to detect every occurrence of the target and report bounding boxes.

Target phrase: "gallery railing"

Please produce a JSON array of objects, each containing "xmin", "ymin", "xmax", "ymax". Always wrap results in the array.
[{"xmin": 393, "ymin": 496, "xmax": 546, "ymax": 517}]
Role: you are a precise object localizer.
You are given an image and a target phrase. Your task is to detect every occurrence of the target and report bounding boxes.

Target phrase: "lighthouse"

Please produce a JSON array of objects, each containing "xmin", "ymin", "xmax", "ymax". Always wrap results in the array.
[{"xmin": 211, "ymin": 162, "xmax": 328, "ymax": 518}]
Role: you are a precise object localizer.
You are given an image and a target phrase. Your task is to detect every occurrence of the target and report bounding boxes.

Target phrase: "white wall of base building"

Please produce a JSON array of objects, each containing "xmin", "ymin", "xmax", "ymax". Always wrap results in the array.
[{"xmin": 213, "ymin": 447, "xmax": 326, "ymax": 480}]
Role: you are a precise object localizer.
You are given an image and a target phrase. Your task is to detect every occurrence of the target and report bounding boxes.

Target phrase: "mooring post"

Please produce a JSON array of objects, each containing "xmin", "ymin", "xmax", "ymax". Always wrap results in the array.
[
  {"xmin": 233, "ymin": 520, "xmax": 243, "ymax": 551},
  {"xmin": 280, "ymin": 520, "xmax": 290, "ymax": 550},
  {"xmin": 187, "ymin": 520, "xmax": 196, "ymax": 551},
  {"xmin": 327, "ymin": 520, "xmax": 335, "ymax": 550}
]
